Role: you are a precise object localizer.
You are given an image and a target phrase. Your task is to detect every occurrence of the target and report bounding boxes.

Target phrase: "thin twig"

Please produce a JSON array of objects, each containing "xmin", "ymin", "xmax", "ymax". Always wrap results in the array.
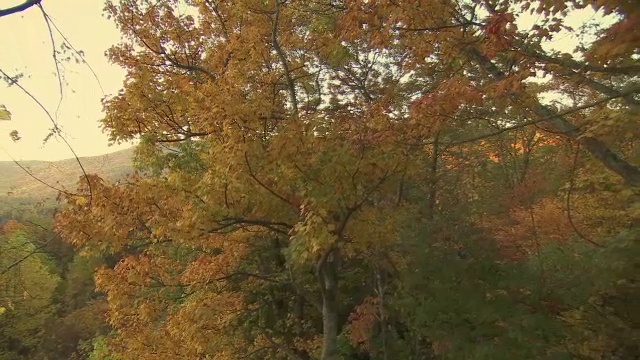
[
  {"xmin": 244, "ymin": 151, "xmax": 296, "ymax": 209},
  {"xmin": 439, "ymin": 88, "xmax": 640, "ymax": 147},
  {"xmin": 40, "ymin": 9, "xmax": 105, "ymax": 94},
  {"xmin": 0, "ymin": 68, "xmax": 93, "ymax": 200},
  {"xmin": 7, "ymin": 155, "xmax": 78, "ymax": 196},
  {"xmin": 38, "ymin": 3, "xmax": 64, "ymax": 118}
]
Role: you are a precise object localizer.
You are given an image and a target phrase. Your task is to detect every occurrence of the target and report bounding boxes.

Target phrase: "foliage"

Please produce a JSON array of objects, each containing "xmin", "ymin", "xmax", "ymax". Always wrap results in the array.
[
  {"xmin": 1, "ymin": 0, "xmax": 637, "ymax": 359},
  {"xmin": 0, "ymin": 206, "xmax": 108, "ymax": 359},
  {"xmin": 0, "ymin": 223, "xmax": 59, "ymax": 359}
]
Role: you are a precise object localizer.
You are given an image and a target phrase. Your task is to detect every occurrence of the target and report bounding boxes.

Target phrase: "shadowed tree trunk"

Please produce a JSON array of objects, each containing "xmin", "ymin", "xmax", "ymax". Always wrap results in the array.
[{"xmin": 318, "ymin": 249, "xmax": 340, "ymax": 360}]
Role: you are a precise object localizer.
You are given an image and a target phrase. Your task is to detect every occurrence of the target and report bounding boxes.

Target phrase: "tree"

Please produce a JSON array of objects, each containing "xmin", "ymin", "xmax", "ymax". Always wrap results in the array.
[
  {"xmin": 0, "ymin": 221, "xmax": 60, "ymax": 359},
  {"xmin": 55, "ymin": 1, "xmax": 638, "ymax": 359}
]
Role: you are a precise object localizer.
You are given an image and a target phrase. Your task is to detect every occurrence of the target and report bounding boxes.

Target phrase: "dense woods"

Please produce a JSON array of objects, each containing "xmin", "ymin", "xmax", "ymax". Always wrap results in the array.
[{"xmin": 1, "ymin": 0, "xmax": 639, "ymax": 359}]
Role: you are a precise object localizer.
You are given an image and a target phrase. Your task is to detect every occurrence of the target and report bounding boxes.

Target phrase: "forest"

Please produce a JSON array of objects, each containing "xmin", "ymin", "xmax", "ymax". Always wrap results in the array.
[{"xmin": 0, "ymin": 0, "xmax": 638, "ymax": 359}]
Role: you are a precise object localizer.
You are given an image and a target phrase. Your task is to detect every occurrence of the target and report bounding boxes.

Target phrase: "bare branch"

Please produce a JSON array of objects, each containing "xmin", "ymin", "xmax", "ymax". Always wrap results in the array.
[
  {"xmin": 40, "ymin": 9, "xmax": 105, "ymax": 94},
  {"xmin": 7, "ymin": 156, "xmax": 79, "ymax": 197},
  {"xmin": 0, "ymin": 0, "xmax": 41, "ymax": 18},
  {"xmin": 38, "ymin": 3, "xmax": 64, "ymax": 118},
  {"xmin": 0, "ymin": 69, "xmax": 94, "ymax": 199}
]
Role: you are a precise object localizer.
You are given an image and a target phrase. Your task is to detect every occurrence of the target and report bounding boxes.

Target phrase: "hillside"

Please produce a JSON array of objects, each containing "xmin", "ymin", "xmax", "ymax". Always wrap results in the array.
[{"xmin": 0, "ymin": 147, "xmax": 135, "ymax": 199}]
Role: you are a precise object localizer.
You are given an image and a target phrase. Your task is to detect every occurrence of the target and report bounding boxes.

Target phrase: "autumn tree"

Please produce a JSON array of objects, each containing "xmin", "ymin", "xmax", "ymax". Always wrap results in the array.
[{"xmin": 54, "ymin": 0, "xmax": 638, "ymax": 359}]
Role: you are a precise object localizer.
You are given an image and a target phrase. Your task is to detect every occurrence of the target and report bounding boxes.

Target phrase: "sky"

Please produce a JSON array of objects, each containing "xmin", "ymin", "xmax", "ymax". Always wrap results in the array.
[
  {"xmin": 0, "ymin": 1, "xmax": 612, "ymax": 162},
  {"xmin": 0, "ymin": 0, "xmax": 129, "ymax": 161}
]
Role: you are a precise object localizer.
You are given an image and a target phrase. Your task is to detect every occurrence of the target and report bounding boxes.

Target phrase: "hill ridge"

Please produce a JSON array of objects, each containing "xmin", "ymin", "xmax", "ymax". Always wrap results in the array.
[{"xmin": 0, "ymin": 147, "xmax": 135, "ymax": 199}]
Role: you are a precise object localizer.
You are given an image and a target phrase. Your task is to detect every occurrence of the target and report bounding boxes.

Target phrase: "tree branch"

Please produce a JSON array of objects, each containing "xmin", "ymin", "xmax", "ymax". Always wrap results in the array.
[
  {"xmin": 446, "ymin": 90, "xmax": 640, "ymax": 146},
  {"xmin": 271, "ymin": 0, "xmax": 298, "ymax": 114},
  {"xmin": 466, "ymin": 47, "xmax": 640, "ymax": 187},
  {"xmin": 0, "ymin": 69, "xmax": 94, "ymax": 198},
  {"xmin": 516, "ymin": 44, "xmax": 640, "ymax": 76},
  {"xmin": 223, "ymin": 217, "xmax": 292, "ymax": 235},
  {"xmin": 0, "ymin": 0, "xmax": 41, "ymax": 17},
  {"xmin": 392, "ymin": 21, "xmax": 480, "ymax": 32},
  {"xmin": 244, "ymin": 151, "xmax": 298, "ymax": 209}
]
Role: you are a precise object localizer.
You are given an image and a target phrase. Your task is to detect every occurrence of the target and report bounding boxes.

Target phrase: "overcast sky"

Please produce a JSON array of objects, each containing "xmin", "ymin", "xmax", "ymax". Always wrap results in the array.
[{"xmin": 0, "ymin": 0, "xmax": 129, "ymax": 161}]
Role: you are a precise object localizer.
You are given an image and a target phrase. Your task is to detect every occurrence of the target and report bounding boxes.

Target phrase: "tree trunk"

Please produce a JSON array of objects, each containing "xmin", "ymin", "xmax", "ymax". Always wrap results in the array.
[
  {"xmin": 427, "ymin": 132, "xmax": 439, "ymax": 221},
  {"xmin": 318, "ymin": 249, "xmax": 340, "ymax": 360},
  {"xmin": 375, "ymin": 267, "xmax": 389, "ymax": 360}
]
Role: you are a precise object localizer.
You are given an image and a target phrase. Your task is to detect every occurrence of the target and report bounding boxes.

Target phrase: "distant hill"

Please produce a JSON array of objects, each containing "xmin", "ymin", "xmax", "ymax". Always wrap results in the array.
[{"xmin": 0, "ymin": 148, "xmax": 135, "ymax": 199}]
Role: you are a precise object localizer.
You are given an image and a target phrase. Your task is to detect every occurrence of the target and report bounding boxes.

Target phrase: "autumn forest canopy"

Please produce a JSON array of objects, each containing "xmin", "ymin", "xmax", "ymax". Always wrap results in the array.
[{"xmin": 1, "ymin": 0, "xmax": 639, "ymax": 359}]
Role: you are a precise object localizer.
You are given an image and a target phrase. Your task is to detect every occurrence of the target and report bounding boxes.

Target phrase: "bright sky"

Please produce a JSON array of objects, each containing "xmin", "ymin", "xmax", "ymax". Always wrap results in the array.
[{"xmin": 0, "ymin": 0, "xmax": 129, "ymax": 161}]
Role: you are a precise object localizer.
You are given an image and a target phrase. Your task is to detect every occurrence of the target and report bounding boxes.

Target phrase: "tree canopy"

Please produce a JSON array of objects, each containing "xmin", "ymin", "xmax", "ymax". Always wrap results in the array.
[{"xmin": 4, "ymin": 0, "xmax": 639, "ymax": 359}]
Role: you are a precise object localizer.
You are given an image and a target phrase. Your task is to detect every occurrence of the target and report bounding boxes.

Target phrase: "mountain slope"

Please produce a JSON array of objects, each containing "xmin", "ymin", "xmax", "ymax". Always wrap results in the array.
[{"xmin": 0, "ymin": 148, "xmax": 135, "ymax": 199}]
